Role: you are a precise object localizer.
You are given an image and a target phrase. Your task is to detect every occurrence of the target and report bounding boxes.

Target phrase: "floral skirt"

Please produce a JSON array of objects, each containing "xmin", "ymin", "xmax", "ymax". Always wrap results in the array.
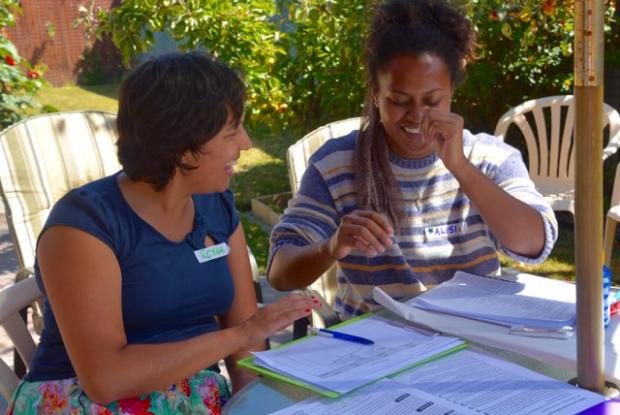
[{"xmin": 6, "ymin": 369, "xmax": 230, "ymax": 415}]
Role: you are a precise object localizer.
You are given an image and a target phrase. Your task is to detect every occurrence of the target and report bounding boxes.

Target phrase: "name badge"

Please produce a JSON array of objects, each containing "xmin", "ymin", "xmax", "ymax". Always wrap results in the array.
[
  {"xmin": 425, "ymin": 222, "xmax": 467, "ymax": 239},
  {"xmin": 194, "ymin": 242, "xmax": 230, "ymax": 263}
]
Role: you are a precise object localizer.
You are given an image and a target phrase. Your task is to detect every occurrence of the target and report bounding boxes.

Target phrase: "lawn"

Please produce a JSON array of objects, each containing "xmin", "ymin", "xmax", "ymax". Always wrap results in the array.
[{"xmin": 33, "ymin": 84, "xmax": 620, "ymax": 281}]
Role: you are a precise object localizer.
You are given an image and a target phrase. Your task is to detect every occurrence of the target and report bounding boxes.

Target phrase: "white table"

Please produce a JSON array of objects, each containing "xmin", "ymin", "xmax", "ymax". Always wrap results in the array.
[{"xmin": 223, "ymin": 273, "xmax": 620, "ymax": 413}]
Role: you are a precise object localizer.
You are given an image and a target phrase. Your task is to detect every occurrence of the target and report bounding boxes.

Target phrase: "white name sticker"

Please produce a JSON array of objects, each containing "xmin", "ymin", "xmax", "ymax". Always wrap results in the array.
[
  {"xmin": 194, "ymin": 242, "xmax": 230, "ymax": 263},
  {"xmin": 425, "ymin": 222, "xmax": 467, "ymax": 239}
]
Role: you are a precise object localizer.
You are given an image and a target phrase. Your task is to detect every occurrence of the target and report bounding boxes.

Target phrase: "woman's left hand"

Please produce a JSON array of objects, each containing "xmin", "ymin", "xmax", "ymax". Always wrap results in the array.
[{"xmin": 422, "ymin": 108, "xmax": 466, "ymax": 172}]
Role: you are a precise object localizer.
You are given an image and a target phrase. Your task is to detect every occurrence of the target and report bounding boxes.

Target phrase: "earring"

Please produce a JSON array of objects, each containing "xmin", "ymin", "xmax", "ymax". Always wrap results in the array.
[{"xmin": 372, "ymin": 96, "xmax": 378, "ymax": 107}]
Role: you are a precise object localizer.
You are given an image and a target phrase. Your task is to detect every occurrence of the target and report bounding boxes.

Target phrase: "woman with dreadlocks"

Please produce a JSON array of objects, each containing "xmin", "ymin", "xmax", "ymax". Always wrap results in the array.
[{"xmin": 267, "ymin": 0, "xmax": 557, "ymax": 319}]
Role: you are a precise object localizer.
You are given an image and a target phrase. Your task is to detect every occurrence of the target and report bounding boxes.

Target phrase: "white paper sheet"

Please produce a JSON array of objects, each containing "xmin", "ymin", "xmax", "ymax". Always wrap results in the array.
[
  {"xmin": 269, "ymin": 350, "xmax": 605, "ymax": 415},
  {"xmin": 394, "ymin": 349, "xmax": 605, "ymax": 415},
  {"xmin": 400, "ymin": 271, "xmax": 576, "ymax": 329},
  {"xmin": 252, "ymin": 315, "xmax": 464, "ymax": 394},
  {"xmin": 268, "ymin": 379, "xmax": 479, "ymax": 415}
]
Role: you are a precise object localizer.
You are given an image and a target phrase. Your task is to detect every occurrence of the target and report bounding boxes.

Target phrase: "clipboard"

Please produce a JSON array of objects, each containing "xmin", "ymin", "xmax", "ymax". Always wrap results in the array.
[{"xmin": 238, "ymin": 313, "xmax": 468, "ymax": 398}]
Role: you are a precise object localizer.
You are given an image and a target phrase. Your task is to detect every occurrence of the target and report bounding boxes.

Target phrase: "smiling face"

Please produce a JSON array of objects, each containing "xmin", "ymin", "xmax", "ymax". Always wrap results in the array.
[
  {"xmin": 374, "ymin": 53, "xmax": 453, "ymax": 159},
  {"xmin": 184, "ymin": 116, "xmax": 252, "ymax": 193}
]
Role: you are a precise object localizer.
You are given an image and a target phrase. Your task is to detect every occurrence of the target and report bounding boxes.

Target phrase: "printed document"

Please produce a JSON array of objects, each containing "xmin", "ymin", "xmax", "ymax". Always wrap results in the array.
[
  {"xmin": 270, "ymin": 350, "xmax": 605, "ymax": 415},
  {"xmin": 397, "ymin": 271, "xmax": 576, "ymax": 329},
  {"xmin": 251, "ymin": 315, "xmax": 464, "ymax": 394},
  {"xmin": 394, "ymin": 349, "xmax": 605, "ymax": 415},
  {"xmin": 269, "ymin": 379, "xmax": 479, "ymax": 415}
]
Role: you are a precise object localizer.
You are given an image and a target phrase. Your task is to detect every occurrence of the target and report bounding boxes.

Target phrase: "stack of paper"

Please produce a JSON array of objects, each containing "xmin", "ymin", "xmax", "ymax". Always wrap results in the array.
[
  {"xmin": 271, "ymin": 350, "xmax": 606, "ymax": 415},
  {"xmin": 403, "ymin": 271, "xmax": 576, "ymax": 330},
  {"xmin": 239, "ymin": 314, "xmax": 465, "ymax": 397}
]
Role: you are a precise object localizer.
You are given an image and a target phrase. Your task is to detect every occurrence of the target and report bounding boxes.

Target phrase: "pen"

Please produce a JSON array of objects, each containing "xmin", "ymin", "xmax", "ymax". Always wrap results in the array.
[
  {"xmin": 309, "ymin": 327, "xmax": 375, "ymax": 345},
  {"xmin": 508, "ymin": 325, "xmax": 574, "ymax": 339}
]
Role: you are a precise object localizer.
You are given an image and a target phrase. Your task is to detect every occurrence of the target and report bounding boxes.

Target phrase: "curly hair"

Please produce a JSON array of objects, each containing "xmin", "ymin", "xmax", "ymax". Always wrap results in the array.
[
  {"xmin": 354, "ymin": 0, "xmax": 477, "ymax": 228},
  {"xmin": 116, "ymin": 51, "xmax": 246, "ymax": 191}
]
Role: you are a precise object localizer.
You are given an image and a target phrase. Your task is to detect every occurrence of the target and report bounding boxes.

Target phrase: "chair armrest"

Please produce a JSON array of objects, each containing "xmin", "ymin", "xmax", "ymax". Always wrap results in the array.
[
  {"xmin": 15, "ymin": 267, "xmax": 33, "ymax": 282},
  {"xmin": 14, "ymin": 268, "xmax": 43, "ymax": 334}
]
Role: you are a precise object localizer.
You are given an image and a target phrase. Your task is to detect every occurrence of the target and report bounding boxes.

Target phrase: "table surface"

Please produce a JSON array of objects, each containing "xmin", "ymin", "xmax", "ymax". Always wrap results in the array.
[{"xmin": 223, "ymin": 273, "xmax": 620, "ymax": 414}]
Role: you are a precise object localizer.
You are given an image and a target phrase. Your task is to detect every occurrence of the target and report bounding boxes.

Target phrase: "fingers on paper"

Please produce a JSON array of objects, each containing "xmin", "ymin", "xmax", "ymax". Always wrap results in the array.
[{"xmin": 262, "ymin": 294, "xmax": 320, "ymax": 332}]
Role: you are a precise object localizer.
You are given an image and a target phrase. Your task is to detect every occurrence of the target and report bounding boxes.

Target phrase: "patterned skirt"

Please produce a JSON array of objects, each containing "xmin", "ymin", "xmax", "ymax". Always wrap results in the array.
[{"xmin": 6, "ymin": 369, "xmax": 230, "ymax": 415}]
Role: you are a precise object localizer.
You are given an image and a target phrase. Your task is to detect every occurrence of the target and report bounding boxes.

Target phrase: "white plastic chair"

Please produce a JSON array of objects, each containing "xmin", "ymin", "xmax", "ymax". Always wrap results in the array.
[
  {"xmin": 0, "ymin": 111, "xmax": 121, "ymax": 282},
  {"xmin": 494, "ymin": 95, "xmax": 620, "ymax": 215},
  {"xmin": 0, "ymin": 276, "xmax": 43, "ymax": 400},
  {"xmin": 604, "ymin": 163, "xmax": 620, "ymax": 267},
  {"xmin": 286, "ymin": 117, "xmax": 362, "ymax": 329}
]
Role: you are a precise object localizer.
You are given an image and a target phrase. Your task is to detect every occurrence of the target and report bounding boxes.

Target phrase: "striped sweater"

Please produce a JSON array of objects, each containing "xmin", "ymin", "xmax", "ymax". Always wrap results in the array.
[{"xmin": 269, "ymin": 130, "xmax": 558, "ymax": 318}]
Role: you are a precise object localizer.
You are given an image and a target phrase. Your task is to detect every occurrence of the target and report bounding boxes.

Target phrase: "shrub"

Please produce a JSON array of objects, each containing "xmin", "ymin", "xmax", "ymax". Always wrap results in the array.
[
  {"xmin": 458, "ymin": 0, "xmax": 617, "ymax": 132},
  {"xmin": 87, "ymin": 0, "xmax": 618, "ymax": 134},
  {"xmin": 0, "ymin": 0, "xmax": 47, "ymax": 130}
]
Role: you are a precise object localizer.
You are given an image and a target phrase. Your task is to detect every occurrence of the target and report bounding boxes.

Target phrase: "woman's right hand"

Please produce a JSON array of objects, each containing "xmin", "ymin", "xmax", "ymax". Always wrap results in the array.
[
  {"xmin": 241, "ymin": 294, "xmax": 320, "ymax": 348},
  {"xmin": 323, "ymin": 210, "xmax": 394, "ymax": 260}
]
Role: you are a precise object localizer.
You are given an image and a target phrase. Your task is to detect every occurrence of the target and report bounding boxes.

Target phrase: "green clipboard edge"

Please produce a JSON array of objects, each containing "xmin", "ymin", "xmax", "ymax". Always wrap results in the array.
[{"xmin": 237, "ymin": 313, "xmax": 469, "ymax": 399}]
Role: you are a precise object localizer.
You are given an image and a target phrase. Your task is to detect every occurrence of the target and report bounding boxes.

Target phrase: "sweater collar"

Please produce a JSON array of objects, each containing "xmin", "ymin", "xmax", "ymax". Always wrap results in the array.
[{"xmin": 388, "ymin": 150, "xmax": 439, "ymax": 169}]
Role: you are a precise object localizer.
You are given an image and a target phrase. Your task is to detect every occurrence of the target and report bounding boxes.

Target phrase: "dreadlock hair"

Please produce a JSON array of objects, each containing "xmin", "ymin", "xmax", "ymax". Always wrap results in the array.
[{"xmin": 354, "ymin": 0, "xmax": 476, "ymax": 229}]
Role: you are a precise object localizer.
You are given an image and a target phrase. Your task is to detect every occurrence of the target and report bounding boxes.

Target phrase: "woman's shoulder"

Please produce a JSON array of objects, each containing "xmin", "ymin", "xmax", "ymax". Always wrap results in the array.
[
  {"xmin": 54, "ymin": 173, "xmax": 123, "ymax": 216},
  {"xmin": 193, "ymin": 190, "xmax": 235, "ymax": 212},
  {"xmin": 463, "ymin": 129, "xmax": 521, "ymax": 160},
  {"xmin": 193, "ymin": 190, "xmax": 239, "ymax": 236}
]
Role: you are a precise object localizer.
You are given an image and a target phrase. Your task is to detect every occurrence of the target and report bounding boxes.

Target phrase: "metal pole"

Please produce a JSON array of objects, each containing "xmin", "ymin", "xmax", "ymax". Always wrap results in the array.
[{"xmin": 574, "ymin": 0, "xmax": 605, "ymax": 393}]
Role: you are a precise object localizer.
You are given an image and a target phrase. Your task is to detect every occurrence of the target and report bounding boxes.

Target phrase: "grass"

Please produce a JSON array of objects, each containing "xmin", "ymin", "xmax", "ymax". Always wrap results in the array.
[
  {"xmin": 35, "ymin": 84, "xmax": 119, "ymax": 114},
  {"xmin": 33, "ymin": 83, "xmax": 620, "ymax": 280}
]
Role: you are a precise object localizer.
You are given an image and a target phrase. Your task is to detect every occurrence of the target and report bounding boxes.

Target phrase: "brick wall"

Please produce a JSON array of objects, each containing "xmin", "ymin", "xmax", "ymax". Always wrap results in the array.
[{"xmin": 5, "ymin": 0, "xmax": 122, "ymax": 85}]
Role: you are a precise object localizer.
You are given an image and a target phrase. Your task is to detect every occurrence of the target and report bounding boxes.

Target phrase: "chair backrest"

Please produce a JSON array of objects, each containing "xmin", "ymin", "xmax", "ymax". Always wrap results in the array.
[
  {"xmin": 0, "ymin": 276, "xmax": 43, "ymax": 400},
  {"xmin": 494, "ymin": 95, "xmax": 620, "ymax": 186},
  {"xmin": 0, "ymin": 111, "xmax": 120, "ymax": 271},
  {"xmin": 286, "ymin": 117, "xmax": 362, "ymax": 318},
  {"xmin": 287, "ymin": 117, "xmax": 362, "ymax": 194}
]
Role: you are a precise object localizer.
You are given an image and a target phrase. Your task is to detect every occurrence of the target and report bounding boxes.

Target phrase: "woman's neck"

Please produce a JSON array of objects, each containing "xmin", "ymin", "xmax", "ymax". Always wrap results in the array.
[{"xmin": 117, "ymin": 173, "xmax": 195, "ymax": 242}]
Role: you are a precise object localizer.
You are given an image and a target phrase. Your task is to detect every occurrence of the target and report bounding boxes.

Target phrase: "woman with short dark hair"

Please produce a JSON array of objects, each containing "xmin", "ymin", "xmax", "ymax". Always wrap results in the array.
[
  {"xmin": 8, "ymin": 51, "xmax": 319, "ymax": 413},
  {"xmin": 268, "ymin": 0, "xmax": 557, "ymax": 319}
]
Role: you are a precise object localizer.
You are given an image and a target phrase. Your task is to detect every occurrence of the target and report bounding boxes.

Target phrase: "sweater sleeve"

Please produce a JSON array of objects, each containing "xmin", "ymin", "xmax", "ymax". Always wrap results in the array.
[
  {"xmin": 267, "ymin": 163, "xmax": 340, "ymax": 271},
  {"xmin": 490, "ymin": 149, "xmax": 558, "ymax": 264}
]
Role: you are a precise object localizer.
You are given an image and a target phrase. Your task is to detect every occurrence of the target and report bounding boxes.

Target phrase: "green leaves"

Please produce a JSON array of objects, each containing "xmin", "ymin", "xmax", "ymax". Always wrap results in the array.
[
  {"xmin": 90, "ymin": 0, "xmax": 618, "ymax": 135},
  {"xmin": 0, "ymin": 1, "xmax": 47, "ymax": 129}
]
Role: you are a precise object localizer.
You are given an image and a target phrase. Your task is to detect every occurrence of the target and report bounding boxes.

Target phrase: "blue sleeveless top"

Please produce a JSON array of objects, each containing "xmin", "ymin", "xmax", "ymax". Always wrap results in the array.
[{"xmin": 26, "ymin": 173, "xmax": 239, "ymax": 381}]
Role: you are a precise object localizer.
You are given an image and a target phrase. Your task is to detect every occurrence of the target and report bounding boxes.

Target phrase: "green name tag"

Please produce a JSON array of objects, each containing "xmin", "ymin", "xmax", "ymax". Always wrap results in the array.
[{"xmin": 194, "ymin": 242, "xmax": 230, "ymax": 263}]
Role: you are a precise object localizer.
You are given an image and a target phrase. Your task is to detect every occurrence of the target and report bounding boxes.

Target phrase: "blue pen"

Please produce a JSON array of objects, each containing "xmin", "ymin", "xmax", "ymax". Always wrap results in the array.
[{"xmin": 309, "ymin": 327, "xmax": 374, "ymax": 345}]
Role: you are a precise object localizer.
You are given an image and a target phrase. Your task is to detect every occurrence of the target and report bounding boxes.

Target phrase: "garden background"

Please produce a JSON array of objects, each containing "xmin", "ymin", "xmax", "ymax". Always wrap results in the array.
[{"xmin": 3, "ymin": 0, "xmax": 620, "ymax": 281}]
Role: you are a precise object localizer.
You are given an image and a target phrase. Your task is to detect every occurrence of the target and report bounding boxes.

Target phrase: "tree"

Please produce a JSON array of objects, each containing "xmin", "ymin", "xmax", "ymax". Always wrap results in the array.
[{"xmin": 0, "ymin": 0, "xmax": 48, "ymax": 129}]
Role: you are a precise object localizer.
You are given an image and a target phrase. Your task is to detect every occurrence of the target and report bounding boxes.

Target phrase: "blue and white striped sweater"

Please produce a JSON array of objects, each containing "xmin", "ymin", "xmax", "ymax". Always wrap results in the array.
[{"xmin": 269, "ymin": 130, "xmax": 558, "ymax": 318}]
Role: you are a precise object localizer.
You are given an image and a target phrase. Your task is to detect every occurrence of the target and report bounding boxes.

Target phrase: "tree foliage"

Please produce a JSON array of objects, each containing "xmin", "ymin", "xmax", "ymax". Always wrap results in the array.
[
  {"xmin": 88, "ymin": 0, "xmax": 618, "ymax": 134},
  {"xmin": 0, "ymin": 0, "xmax": 47, "ymax": 130},
  {"xmin": 459, "ymin": 0, "xmax": 617, "ymax": 130}
]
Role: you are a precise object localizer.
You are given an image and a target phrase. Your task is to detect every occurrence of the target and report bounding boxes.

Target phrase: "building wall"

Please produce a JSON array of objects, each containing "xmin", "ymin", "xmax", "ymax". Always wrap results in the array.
[{"xmin": 6, "ymin": 0, "xmax": 122, "ymax": 85}]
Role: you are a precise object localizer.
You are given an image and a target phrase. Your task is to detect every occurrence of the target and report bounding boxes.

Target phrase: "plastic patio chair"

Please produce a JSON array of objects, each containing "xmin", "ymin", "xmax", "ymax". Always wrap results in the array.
[
  {"xmin": 0, "ymin": 275, "xmax": 44, "ymax": 400},
  {"xmin": 604, "ymin": 163, "xmax": 620, "ymax": 267},
  {"xmin": 494, "ymin": 95, "xmax": 620, "ymax": 216},
  {"xmin": 286, "ymin": 117, "xmax": 362, "ymax": 333},
  {"xmin": 0, "ymin": 110, "xmax": 121, "ymax": 284}
]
